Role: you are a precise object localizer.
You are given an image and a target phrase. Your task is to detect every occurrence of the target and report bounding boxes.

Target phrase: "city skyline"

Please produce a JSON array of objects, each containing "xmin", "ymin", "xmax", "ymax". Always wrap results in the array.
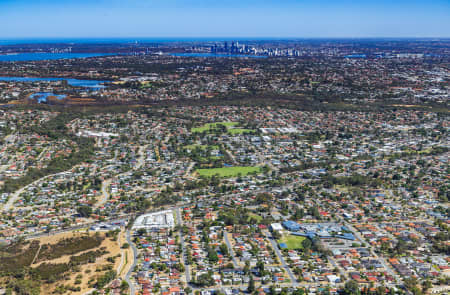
[{"xmin": 1, "ymin": 0, "xmax": 450, "ymax": 38}]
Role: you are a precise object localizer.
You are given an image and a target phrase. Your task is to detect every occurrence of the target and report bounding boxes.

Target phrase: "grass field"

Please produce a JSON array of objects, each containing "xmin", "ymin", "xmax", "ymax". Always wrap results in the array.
[
  {"xmin": 247, "ymin": 213, "xmax": 263, "ymax": 222},
  {"xmin": 192, "ymin": 122, "xmax": 239, "ymax": 133},
  {"xmin": 199, "ymin": 156, "xmax": 223, "ymax": 161},
  {"xmin": 196, "ymin": 166, "xmax": 261, "ymax": 177},
  {"xmin": 228, "ymin": 128, "xmax": 254, "ymax": 135},
  {"xmin": 278, "ymin": 235, "xmax": 307, "ymax": 250},
  {"xmin": 192, "ymin": 122, "xmax": 257, "ymax": 135},
  {"xmin": 184, "ymin": 144, "xmax": 220, "ymax": 150},
  {"xmin": 139, "ymin": 81, "xmax": 153, "ymax": 89}
]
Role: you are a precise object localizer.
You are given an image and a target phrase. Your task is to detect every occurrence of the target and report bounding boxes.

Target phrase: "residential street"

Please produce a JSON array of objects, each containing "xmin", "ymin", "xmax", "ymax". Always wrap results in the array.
[
  {"xmin": 223, "ymin": 230, "xmax": 240, "ymax": 268},
  {"xmin": 264, "ymin": 231, "xmax": 299, "ymax": 287}
]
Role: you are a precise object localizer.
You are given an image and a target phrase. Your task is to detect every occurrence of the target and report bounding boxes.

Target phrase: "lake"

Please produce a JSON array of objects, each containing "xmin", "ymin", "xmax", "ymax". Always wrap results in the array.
[
  {"xmin": 0, "ymin": 53, "xmax": 114, "ymax": 62},
  {"xmin": 0, "ymin": 77, "xmax": 110, "ymax": 89},
  {"xmin": 29, "ymin": 92, "xmax": 66, "ymax": 103},
  {"xmin": 344, "ymin": 54, "xmax": 367, "ymax": 58},
  {"xmin": 169, "ymin": 53, "xmax": 267, "ymax": 58}
]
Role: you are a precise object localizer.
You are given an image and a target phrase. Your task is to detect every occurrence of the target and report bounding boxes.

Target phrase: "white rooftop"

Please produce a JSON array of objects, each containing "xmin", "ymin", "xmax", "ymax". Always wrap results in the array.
[{"xmin": 133, "ymin": 210, "xmax": 175, "ymax": 230}]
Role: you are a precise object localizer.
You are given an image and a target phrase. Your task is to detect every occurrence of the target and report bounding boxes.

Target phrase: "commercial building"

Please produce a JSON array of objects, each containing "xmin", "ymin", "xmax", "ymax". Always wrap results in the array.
[{"xmin": 133, "ymin": 210, "xmax": 175, "ymax": 230}]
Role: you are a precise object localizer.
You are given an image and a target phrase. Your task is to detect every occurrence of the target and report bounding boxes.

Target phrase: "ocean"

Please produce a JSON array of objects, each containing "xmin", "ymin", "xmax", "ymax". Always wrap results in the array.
[{"xmin": 0, "ymin": 53, "xmax": 114, "ymax": 62}]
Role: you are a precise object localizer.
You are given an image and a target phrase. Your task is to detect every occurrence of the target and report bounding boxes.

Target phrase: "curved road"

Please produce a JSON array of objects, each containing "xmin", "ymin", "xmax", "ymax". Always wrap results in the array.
[
  {"xmin": 125, "ymin": 229, "xmax": 138, "ymax": 295},
  {"xmin": 94, "ymin": 178, "xmax": 111, "ymax": 209},
  {"xmin": 2, "ymin": 168, "xmax": 75, "ymax": 212},
  {"xmin": 95, "ymin": 145, "xmax": 147, "ymax": 209}
]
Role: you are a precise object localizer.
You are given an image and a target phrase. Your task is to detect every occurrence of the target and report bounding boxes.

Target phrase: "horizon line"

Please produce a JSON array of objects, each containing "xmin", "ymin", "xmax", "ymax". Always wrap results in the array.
[{"xmin": 1, "ymin": 36, "xmax": 450, "ymax": 40}]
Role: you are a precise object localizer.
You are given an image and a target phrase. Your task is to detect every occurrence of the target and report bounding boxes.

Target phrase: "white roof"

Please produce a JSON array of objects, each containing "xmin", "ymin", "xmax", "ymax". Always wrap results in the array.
[{"xmin": 271, "ymin": 223, "xmax": 283, "ymax": 231}]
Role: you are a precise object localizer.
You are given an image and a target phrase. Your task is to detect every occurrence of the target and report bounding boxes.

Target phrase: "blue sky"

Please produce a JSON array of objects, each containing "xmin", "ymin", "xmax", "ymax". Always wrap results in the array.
[{"xmin": 0, "ymin": 0, "xmax": 449, "ymax": 38}]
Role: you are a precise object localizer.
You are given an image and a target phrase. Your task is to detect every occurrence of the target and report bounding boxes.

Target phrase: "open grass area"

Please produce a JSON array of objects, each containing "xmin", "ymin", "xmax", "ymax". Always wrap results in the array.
[
  {"xmin": 196, "ymin": 166, "xmax": 261, "ymax": 177},
  {"xmin": 184, "ymin": 144, "xmax": 220, "ymax": 150},
  {"xmin": 192, "ymin": 122, "xmax": 239, "ymax": 133},
  {"xmin": 192, "ymin": 122, "xmax": 256, "ymax": 135},
  {"xmin": 278, "ymin": 235, "xmax": 307, "ymax": 250},
  {"xmin": 247, "ymin": 213, "xmax": 263, "ymax": 222},
  {"xmin": 198, "ymin": 156, "xmax": 223, "ymax": 161},
  {"xmin": 228, "ymin": 128, "xmax": 254, "ymax": 135}
]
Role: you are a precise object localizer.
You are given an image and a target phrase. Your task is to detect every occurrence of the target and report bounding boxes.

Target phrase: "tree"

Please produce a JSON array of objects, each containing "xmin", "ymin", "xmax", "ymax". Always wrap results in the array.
[
  {"xmin": 269, "ymin": 285, "xmax": 276, "ymax": 295},
  {"xmin": 95, "ymin": 270, "xmax": 117, "ymax": 289},
  {"xmin": 196, "ymin": 271, "xmax": 215, "ymax": 287},
  {"xmin": 394, "ymin": 239, "xmax": 407, "ymax": 255},
  {"xmin": 257, "ymin": 260, "xmax": 265, "ymax": 275},
  {"xmin": 422, "ymin": 279, "xmax": 432, "ymax": 293},
  {"xmin": 292, "ymin": 288, "xmax": 305, "ymax": 295},
  {"xmin": 343, "ymin": 280, "xmax": 360, "ymax": 295},
  {"xmin": 244, "ymin": 261, "xmax": 250, "ymax": 275},
  {"xmin": 247, "ymin": 276, "xmax": 255, "ymax": 293},
  {"xmin": 404, "ymin": 277, "xmax": 422, "ymax": 295},
  {"xmin": 77, "ymin": 205, "xmax": 92, "ymax": 218},
  {"xmin": 272, "ymin": 230, "xmax": 281, "ymax": 240},
  {"xmin": 137, "ymin": 228, "xmax": 147, "ymax": 236},
  {"xmin": 207, "ymin": 246, "xmax": 219, "ymax": 263},
  {"xmin": 294, "ymin": 208, "xmax": 305, "ymax": 219},
  {"xmin": 219, "ymin": 243, "xmax": 229, "ymax": 256},
  {"xmin": 120, "ymin": 280, "xmax": 129, "ymax": 291},
  {"xmin": 302, "ymin": 238, "xmax": 312, "ymax": 252}
]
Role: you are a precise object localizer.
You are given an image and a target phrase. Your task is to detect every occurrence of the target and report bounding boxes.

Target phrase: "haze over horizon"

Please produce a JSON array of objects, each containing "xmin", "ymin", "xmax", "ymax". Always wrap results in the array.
[{"xmin": 1, "ymin": 0, "xmax": 449, "ymax": 39}]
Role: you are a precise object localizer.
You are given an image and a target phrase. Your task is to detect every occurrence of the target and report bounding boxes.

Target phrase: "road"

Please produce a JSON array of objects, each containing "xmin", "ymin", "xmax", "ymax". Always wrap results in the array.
[
  {"xmin": 176, "ymin": 207, "xmax": 191, "ymax": 283},
  {"xmin": 95, "ymin": 144, "xmax": 147, "ymax": 209},
  {"xmin": 1, "ymin": 180, "xmax": 299, "ymax": 242},
  {"xmin": 223, "ymin": 231, "xmax": 240, "ymax": 268},
  {"xmin": 256, "ymin": 150, "xmax": 275, "ymax": 170},
  {"xmin": 344, "ymin": 222, "xmax": 401, "ymax": 283},
  {"xmin": 2, "ymin": 142, "xmax": 147, "ymax": 213},
  {"xmin": 125, "ymin": 229, "xmax": 138, "ymax": 295},
  {"xmin": 328, "ymin": 255, "xmax": 346, "ymax": 278},
  {"xmin": 225, "ymin": 150, "xmax": 237, "ymax": 165},
  {"xmin": 0, "ymin": 215, "xmax": 130, "ymax": 244},
  {"xmin": 184, "ymin": 162, "xmax": 195, "ymax": 178},
  {"xmin": 2, "ymin": 168, "xmax": 76, "ymax": 212},
  {"xmin": 136, "ymin": 145, "xmax": 148, "ymax": 169},
  {"xmin": 31, "ymin": 244, "xmax": 42, "ymax": 265},
  {"xmin": 95, "ymin": 178, "xmax": 111, "ymax": 209},
  {"xmin": 264, "ymin": 231, "xmax": 299, "ymax": 287},
  {"xmin": 36, "ymin": 146, "xmax": 49, "ymax": 162},
  {"xmin": 116, "ymin": 230, "xmax": 125, "ymax": 276},
  {"xmin": 0, "ymin": 134, "xmax": 16, "ymax": 173}
]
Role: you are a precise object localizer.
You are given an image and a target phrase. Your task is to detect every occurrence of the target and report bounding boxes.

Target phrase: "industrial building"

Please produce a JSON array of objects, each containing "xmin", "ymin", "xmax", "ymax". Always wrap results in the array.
[{"xmin": 133, "ymin": 210, "xmax": 175, "ymax": 231}]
